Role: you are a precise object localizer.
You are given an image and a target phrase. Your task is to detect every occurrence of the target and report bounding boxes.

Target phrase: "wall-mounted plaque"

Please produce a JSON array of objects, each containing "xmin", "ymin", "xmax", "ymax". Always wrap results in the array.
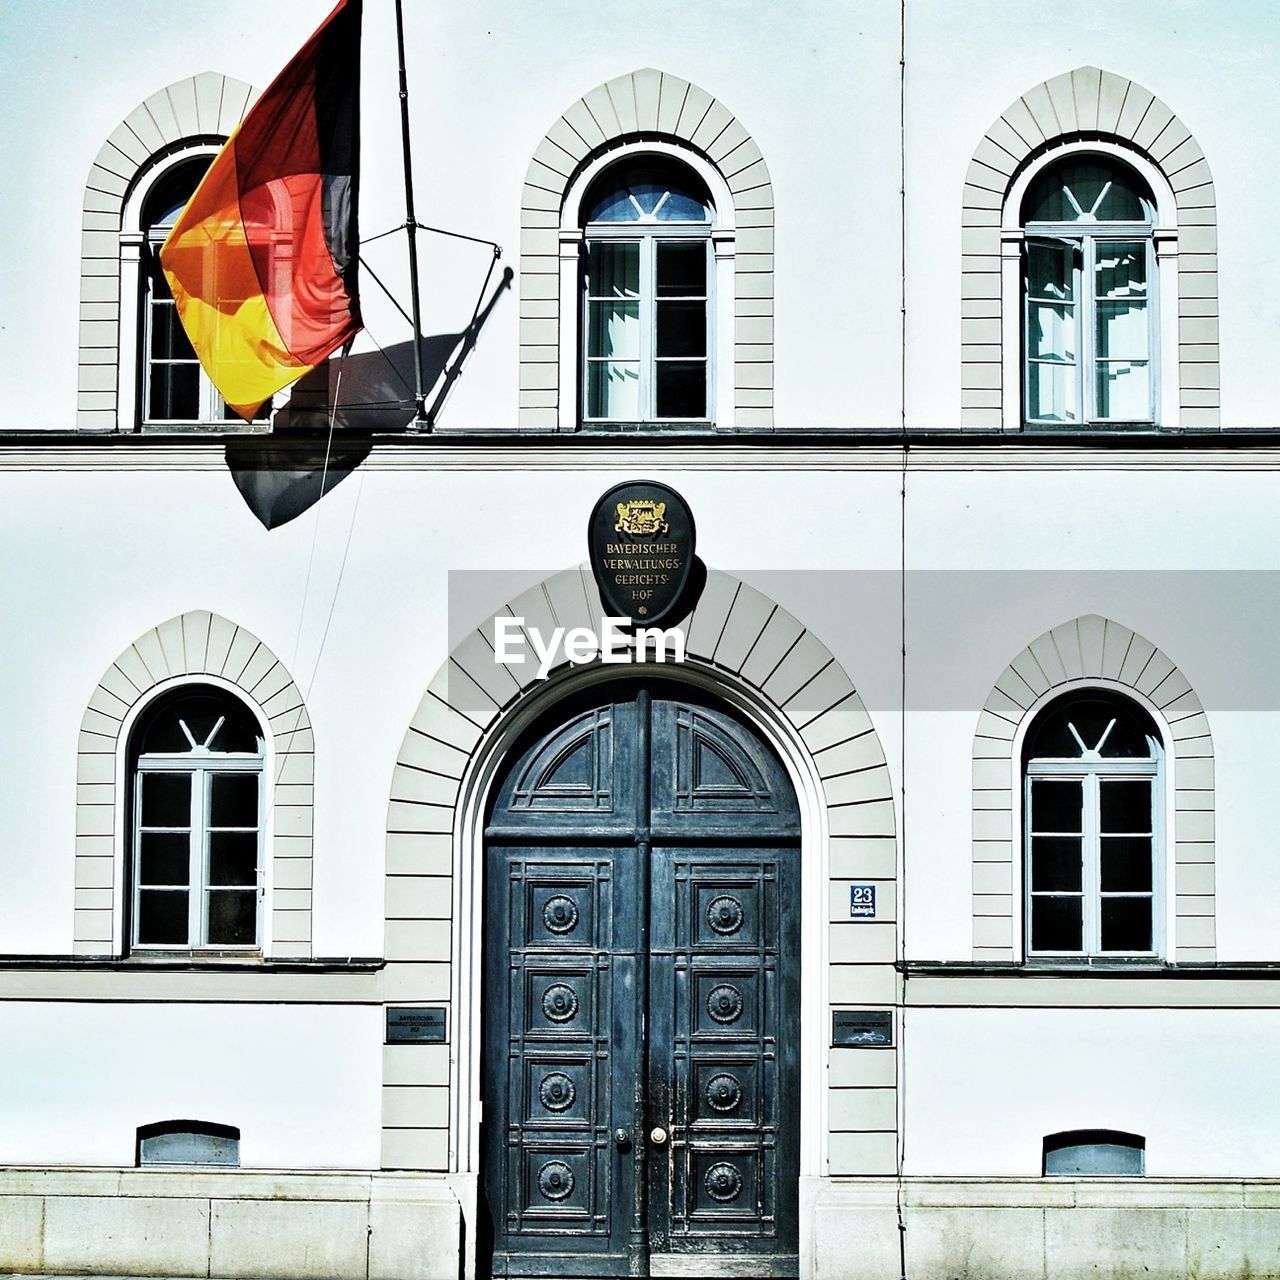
[
  {"xmin": 850, "ymin": 885, "xmax": 876, "ymax": 918},
  {"xmin": 832, "ymin": 1010, "xmax": 893, "ymax": 1047},
  {"xmin": 588, "ymin": 480, "xmax": 696, "ymax": 626},
  {"xmin": 386, "ymin": 1006, "xmax": 447, "ymax": 1044}
]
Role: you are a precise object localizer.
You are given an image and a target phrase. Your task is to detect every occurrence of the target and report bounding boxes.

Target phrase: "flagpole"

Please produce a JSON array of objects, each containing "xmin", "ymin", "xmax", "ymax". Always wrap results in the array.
[{"xmin": 394, "ymin": 0, "xmax": 429, "ymax": 430}]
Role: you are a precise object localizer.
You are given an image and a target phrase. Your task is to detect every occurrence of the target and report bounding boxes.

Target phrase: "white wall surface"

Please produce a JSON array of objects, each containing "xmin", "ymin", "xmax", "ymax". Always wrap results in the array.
[
  {"xmin": 903, "ymin": 1007, "xmax": 1280, "ymax": 1176},
  {"xmin": 2, "ymin": 1, "xmax": 1276, "ymax": 430},
  {"xmin": 0, "ymin": 458, "xmax": 904, "ymax": 955},
  {"xmin": 0, "ymin": 1002, "xmax": 381, "ymax": 1167}
]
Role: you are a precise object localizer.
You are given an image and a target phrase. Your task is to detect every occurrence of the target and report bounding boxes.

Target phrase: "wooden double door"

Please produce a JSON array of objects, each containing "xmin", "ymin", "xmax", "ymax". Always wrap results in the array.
[{"xmin": 483, "ymin": 685, "xmax": 800, "ymax": 1277}]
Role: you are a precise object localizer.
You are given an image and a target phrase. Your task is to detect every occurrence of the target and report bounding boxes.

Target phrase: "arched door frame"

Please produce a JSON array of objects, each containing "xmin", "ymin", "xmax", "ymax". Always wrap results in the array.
[{"xmin": 450, "ymin": 656, "xmax": 831, "ymax": 1184}]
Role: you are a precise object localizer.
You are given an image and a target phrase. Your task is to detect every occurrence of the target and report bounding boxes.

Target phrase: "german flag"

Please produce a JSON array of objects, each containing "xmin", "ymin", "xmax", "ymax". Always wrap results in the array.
[{"xmin": 160, "ymin": 0, "xmax": 362, "ymax": 420}]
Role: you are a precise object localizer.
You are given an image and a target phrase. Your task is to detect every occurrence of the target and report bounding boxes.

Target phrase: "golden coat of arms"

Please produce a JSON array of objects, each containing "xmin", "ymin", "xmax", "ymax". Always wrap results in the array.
[{"xmin": 615, "ymin": 500, "xmax": 669, "ymax": 537}]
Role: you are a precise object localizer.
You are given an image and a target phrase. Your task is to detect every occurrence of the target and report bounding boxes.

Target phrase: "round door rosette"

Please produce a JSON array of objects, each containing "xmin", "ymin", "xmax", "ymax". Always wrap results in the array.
[
  {"xmin": 541, "ymin": 983, "xmax": 580, "ymax": 1023},
  {"xmin": 706, "ymin": 894, "xmax": 745, "ymax": 935},
  {"xmin": 706, "ymin": 983, "xmax": 744, "ymax": 1024},
  {"xmin": 543, "ymin": 895, "xmax": 580, "ymax": 935},
  {"xmin": 538, "ymin": 1160, "xmax": 575, "ymax": 1201},
  {"xmin": 705, "ymin": 1072, "xmax": 743, "ymax": 1112},
  {"xmin": 704, "ymin": 1161, "xmax": 744, "ymax": 1202},
  {"xmin": 539, "ymin": 1072, "xmax": 576, "ymax": 1112}
]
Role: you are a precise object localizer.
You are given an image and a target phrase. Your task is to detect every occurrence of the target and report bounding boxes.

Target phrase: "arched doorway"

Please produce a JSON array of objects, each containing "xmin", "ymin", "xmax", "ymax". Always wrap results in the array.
[{"xmin": 482, "ymin": 681, "xmax": 801, "ymax": 1277}]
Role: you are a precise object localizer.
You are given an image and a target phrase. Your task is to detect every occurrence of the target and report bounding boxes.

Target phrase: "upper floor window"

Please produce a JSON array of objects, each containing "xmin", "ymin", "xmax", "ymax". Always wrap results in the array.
[
  {"xmin": 1023, "ymin": 690, "xmax": 1162, "ymax": 959},
  {"xmin": 1023, "ymin": 157, "xmax": 1157, "ymax": 428},
  {"xmin": 130, "ymin": 685, "xmax": 264, "ymax": 951},
  {"xmin": 580, "ymin": 157, "xmax": 713, "ymax": 425},
  {"xmin": 139, "ymin": 158, "xmax": 270, "ymax": 427}
]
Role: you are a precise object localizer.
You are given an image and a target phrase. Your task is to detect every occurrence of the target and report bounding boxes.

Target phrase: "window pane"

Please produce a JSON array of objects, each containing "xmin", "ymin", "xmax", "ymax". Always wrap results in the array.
[
  {"xmin": 1030, "ymin": 896, "xmax": 1082, "ymax": 951},
  {"xmin": 1031, "ymin": 837, "xmax": 1083, "ymax": 892},
  {"xmin": 139, "ymin": 833, "xmax": 191, "ymax": 886},
  {"xmin": 137, "ymin": 889, "xmax": 189, "ymax": 945},
  {"xmin": 587, "ymin": 242, "xmax": 639, "ymax": 298},
  {"xmin": 656, "ymin": 242, "xmax": 706, "ymax": 297},
  {"xmin": 1096, "ymin": 300, "xmax": 1148, "ymax": 361},
  {"xmin": 141, "ymin": 773, "xmax": 191, "ymax": 827},
  {"xmin": 587, "ymin": 361, "xmax": 640, "ymax": 419},
  {"xmin": 207, "ymin": 890, "xmax": 256, "ymax": 945},
  {"xmin": 582, "ymin": 159, "xmax": 711, "ymax": 224},
  {"xmin": 149, "ymin": 362, "xmax": 200, "ymax": 421},
  {"xmin": 1027, "ymin": 360, "xmax": 1077, "ymax": 423},
  {"xmin": 209, "ymin": 832, "xmax": 258, "ymax": 887},
  {"xmin": 1030, "ymin": 779, "xmax": 1082, "ymax": 833},
  {"xmin": 1101, "ymin": 897, "xmax": 1152, "ymax": 951},
  {"xmin": 137, "ymin": 691, "xmax": 261, "ymax": 755},
  {"xmin": 1101, "ymin": 837, "xmax": 1154, "ymax": 892},
  {"xmin": 655, "ymin": 361, "xmax": 706, "ymax": 418},
  {"xmin": 1100, "ymin": 780, "xmax": 1152, "ymax": 834},
  {"xmin": 588, "ymin": 301, "xmax": 639, "ymax": 359},
  {"xmin": 1095, "ymin": 241, "xmax": 1146, "ymax": 302},
  {"xmin": 210, "ymin": 774, "xmax": 259, "ymax": 828},
  {"xmin": 151, "ymin": 301, "xmax": 196, "ymax": 361},
  {"xmin": 1028, "ymin": 303, "xmax": 1076, "ymax": 363},
  {"xmin": 656, "ymin": 301, "xmax": 707, "ymax": 358},
  {"xmin": 1027, "ymin": 243, "xmax": 1075, "ymax": 302},
  {"xmin": 1096, "ymin": 360, "xmax": 1151, "ymax": 420}
]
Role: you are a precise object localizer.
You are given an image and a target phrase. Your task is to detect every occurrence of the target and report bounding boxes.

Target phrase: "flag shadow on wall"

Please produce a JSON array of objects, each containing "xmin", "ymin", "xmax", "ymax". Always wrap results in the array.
[{"xmin": 225, "ymin": 264, "xmax": 513, "ymax": 529}]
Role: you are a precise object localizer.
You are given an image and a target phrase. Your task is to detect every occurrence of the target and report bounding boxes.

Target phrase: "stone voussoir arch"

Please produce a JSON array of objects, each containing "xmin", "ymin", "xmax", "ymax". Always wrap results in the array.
[
  {"xmin": 78, "ymin": 72, "xmax": 257, "ymax": 431},
  {"xmin": 75, "ymin": 611, "xmax": 314, "ymax": 957},
  {"xmin": 379, "ymin": 566, "xmax": 898, "ymax": 1178},
  {"xmin": 518, "ymin": 68, "xmax": 776, "ymax": 431},
  {"xmin": 972, "ymin": 614, "xmax": 1215, "ymax": 963},
  {"xmin": 961, "ymin": 66, "xmax": 1219, "ymax": 429}
]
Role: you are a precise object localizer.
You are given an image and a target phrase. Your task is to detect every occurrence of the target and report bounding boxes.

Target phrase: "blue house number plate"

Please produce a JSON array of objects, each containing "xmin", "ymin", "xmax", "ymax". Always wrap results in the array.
[{"xmin": 850, "ymin": 884, "xmax": 876, "ymax": 918}]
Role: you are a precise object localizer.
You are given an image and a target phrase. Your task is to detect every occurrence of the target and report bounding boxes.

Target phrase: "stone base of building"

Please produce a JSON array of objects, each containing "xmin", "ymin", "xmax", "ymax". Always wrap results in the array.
[
  {"xmin": 804, "ymin": 1177, "xmax": 1280, "ymax": 1279},
  {"xmin": 0, "ymin": 1169, "xmax": 469, "ymax": 1280},
  {"xmin": 4, "ymin": 1170, "xmax": 1278, "ymax": 1279}
]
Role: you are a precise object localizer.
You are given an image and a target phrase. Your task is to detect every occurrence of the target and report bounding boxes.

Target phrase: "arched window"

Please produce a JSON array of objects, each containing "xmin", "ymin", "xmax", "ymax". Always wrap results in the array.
[
  {"xmin": 129, "ymin": 685, "xmax": 265, "ymax": 950},
  {"xmin": 1023, "ymin": 690, "xmax": 1162, "ymax": 958},
  {"xmin": 138, "ymin": 158, "xmax": 270, "ymax": 426},
  {"xmin": 1023, "ymin": 156, "xmax": 1157, "ymax": 427},
  {"xmin": 580, "ymin": 156, "xmax": 714, "ymax": 424}
]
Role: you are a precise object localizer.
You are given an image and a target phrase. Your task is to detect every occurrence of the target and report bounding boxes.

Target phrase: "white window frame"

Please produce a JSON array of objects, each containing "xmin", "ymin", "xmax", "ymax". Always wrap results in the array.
[
  {"xmin": 559, "ymin": 142, "xmax": 736, "ymax": 431},
  {"xmin": 130, "ymin": 697, "xmax": 266, "ymax": 953},
  {"xmin": 1022, "ymin": 696, "xmax": 1165, "ymax": 961},
  {"xmin": 581, "ymin": 222, "xmax": 713, "ymax": 425},
  {"xmin": 122, "ymin": 145, "xmax": 271, "ymax": 430},
  {"xmin": 1022, "ymin": 229, "xmax": 1158, "ymax": 426},
  {"xmin": 1001, "ymin": 141, "xmax": 1179, "ymax": 431}
]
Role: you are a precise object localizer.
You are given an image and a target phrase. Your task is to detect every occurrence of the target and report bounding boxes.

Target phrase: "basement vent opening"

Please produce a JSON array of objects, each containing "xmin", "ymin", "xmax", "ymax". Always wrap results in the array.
[
  {"xmin": 137, "ymin": 1120, "xmax": 241, "ymax": 1167},
  {"xmin": 1043, "ymin": 1129, "xmax": 1145, "ymax": 1176}
]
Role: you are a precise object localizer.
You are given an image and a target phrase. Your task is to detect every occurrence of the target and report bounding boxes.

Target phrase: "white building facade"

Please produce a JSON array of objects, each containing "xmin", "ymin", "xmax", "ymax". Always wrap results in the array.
[{"xmin": 2, "ymin": 2, "xmax": 1279, "ymax": 1277}]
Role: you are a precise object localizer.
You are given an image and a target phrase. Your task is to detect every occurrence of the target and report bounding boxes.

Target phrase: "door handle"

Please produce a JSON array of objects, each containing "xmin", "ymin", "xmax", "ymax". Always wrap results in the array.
[
  {"xmin": 649, "ymin": 1126, "xmax": 669, "ymax": 1146},
  {"xmin": 613, "ymin": 1128, "xmax": 632, "ymax": 1151}
]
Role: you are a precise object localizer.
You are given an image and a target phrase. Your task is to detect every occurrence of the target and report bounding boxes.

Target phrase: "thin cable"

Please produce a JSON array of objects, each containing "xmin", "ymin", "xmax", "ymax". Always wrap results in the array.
[
  {"xmin": 289, "ymin": 353, "xmax": 345, "ymax": 683},
  {"xmin": 272, "ymin": 349, "xmax": 349, "ymax": 811},
  {"xmin": 896, "ymin": 1, "xmax": 910, "ymax": 1276},
  {"xmin": 302, "ymin": 461, "xmax": 366, "ymax": 700}
]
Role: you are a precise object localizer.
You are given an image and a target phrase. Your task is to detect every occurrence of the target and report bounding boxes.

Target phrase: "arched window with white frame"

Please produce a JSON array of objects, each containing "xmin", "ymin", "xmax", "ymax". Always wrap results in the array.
[
  {"xmin": 1023, "ymin": 689, "xmax": 1163, "ymax": 958},
  {"xmin": 577, "ymin": 153, "xmax": 717, "ymax": 426},
  {"xmin": 1021, "ymin": 155, "xmax": 1159, "ymax": 427},
  {"xmin": 962, "ymin": 69, "xmax": 1219, "ymax": 432},
  {"xmin": 128, "ymin": 684, "xmax": 265, "ymax": 951},
  {"xmin": 135, "ymin": 154, "xmax": 271, "ymax": 427}
]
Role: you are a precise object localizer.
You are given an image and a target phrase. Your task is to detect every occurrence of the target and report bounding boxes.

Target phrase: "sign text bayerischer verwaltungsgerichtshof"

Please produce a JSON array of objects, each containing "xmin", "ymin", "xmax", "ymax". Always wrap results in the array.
[{"xmin": 588, "ymin": 480, "xmax": 696, "ymax": 627}]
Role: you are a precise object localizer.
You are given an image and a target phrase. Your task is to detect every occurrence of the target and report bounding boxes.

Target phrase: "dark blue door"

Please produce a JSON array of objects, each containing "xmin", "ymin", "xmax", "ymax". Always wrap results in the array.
[{"xmin": 483, "ymin": 685, "xmax": 800, "ymax": 1277}]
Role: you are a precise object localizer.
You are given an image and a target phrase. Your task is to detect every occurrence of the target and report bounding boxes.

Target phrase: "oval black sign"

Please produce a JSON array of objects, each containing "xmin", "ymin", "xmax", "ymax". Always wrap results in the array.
[{"xmin": 588, "ymin": 480, "xmax": 696, "ymax": 626}]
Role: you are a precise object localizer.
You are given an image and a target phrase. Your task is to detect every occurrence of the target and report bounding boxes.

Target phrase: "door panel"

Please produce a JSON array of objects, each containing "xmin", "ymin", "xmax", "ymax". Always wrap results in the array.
[{"xmin": 484, "ymin": 686, "xmax": 799, "ymax": 1278}]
